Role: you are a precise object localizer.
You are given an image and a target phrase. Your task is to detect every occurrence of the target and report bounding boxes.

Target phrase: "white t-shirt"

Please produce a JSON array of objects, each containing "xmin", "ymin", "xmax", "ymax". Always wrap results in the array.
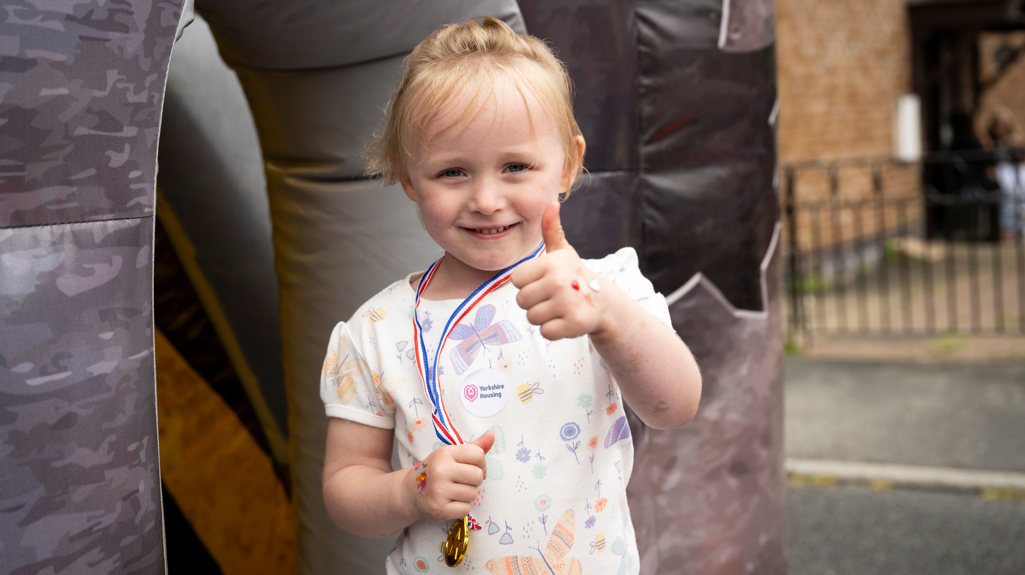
[{"xmin": 320, "ymin": 248, "xmax": 671, "ymax": 574}]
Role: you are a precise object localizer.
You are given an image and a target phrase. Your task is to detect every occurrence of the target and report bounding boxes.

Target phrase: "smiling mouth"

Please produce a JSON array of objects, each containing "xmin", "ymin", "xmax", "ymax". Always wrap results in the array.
[{"xmin": 469, "ymin": 224, "xmax": 515, "ymax": 235}]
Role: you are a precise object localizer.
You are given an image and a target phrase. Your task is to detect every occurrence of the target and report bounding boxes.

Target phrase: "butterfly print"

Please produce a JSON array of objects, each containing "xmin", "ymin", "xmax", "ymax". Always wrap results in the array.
[{"xmin": 449, "ymin": 304, "xmax": 521, "ymax": 375}]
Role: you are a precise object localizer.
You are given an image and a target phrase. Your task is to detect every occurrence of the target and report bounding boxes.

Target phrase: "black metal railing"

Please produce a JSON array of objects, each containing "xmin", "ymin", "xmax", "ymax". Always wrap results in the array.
[{"xmin": 783, "ymin": 151, "xmax": 1025, "ymax": 339}]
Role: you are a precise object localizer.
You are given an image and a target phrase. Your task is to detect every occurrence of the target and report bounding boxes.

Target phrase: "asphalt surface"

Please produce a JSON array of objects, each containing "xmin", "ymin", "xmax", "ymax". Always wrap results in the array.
[{"xmin": 783, "ymin": 356, "xmax": 1025, "ymax": 575}]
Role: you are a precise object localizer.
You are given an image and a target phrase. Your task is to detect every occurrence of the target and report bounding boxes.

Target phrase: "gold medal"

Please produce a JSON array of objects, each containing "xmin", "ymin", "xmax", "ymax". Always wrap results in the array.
[{"xmin": 444, "ymin": 515, "xmax": 470, "ymax": 567}]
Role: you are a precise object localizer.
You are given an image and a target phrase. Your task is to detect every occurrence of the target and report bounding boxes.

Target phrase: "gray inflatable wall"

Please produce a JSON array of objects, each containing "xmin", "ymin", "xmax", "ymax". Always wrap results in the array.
[
  {"xmin": 2, "ymin": 0, "xmax": 782, "ymax": 573},
  {"xmin": 0, "ymin": 1, "xmax": 190, "ymax": 572}
]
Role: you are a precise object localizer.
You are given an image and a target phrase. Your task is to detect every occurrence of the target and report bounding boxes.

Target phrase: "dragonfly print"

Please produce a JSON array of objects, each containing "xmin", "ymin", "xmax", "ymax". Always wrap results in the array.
[{"xmin": 449, "ymin": 304, "xmax": 522, "ymax": 375}]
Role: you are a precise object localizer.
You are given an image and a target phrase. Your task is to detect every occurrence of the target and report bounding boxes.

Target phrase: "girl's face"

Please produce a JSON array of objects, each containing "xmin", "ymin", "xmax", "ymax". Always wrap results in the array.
[{"xmin": 401, "ymin": 79, "xmax": 581, "ymax": 294}]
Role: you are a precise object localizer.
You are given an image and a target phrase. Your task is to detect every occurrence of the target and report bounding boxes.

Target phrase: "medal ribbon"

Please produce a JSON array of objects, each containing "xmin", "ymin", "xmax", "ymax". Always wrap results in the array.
[{"xmin": 413, "ymin": 243, "xmax": 545, "ymax": 445}]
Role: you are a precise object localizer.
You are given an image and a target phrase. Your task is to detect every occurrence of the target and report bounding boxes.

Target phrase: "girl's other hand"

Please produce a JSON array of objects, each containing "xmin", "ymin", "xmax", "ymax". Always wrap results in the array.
[
  {"xmin": 512, "ymin": 202, "xmax": 605, "ymax": 340},
  {"xmin": 412, "ymin": 431, "xmax": 494, "ymax": 523}
]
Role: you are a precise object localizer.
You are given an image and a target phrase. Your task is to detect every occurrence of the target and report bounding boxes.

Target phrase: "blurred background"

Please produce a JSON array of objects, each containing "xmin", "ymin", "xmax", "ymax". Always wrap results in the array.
[
  {"xmin": 777, "ymin": 2, "xmax": 1025, "ymax": 573},
  {"xmin": 151, "ymin": 0, "xmax": 1025, "ymax": 573}
]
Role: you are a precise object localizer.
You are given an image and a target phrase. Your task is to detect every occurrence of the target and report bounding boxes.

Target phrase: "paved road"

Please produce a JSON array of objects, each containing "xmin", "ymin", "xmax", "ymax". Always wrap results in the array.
[
  {"xmin": 786, "ymin": 484, "xmax": 1025, "ymax": 575},
  {"xmin": 783, "ymin": 356, "xmax": 1025, "ymax": 575}
]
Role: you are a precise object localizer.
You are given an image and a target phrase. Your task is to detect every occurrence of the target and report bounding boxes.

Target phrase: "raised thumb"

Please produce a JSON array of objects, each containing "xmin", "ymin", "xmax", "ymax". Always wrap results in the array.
[
  {"xmin": 471, "ymin": 431, "xmax": 496, "ymax": 455},
  {"xmin": 541, "ymin": 202, "xmax": 572, "ymax": 252}
]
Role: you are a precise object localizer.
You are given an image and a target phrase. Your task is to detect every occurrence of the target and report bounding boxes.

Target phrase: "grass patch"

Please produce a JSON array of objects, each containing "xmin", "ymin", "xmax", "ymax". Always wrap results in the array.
[
  {"xmin": 869, "ymin": 479, "xmax": 895, "ymax": 491},
  {"xmin": 883, "ymin": 239, "xmax": 899, "ymax": 263},
  {"xmin": 980, "ymin": 488, "xmax": 1025, "ymax": 502},
  {"xmin": 783, "ymin": 338, "xmax": 802, "ymax": 356},
  {"xmin": 792, "ymin": 273, "xmax": 832, "ymax": 295},
  {"xmin": 926, "ymin": 334, "xmax": 968, "ymax": 356},
  {"xmin": 787, "ymin": 473, "xmax": 837, "ymax": 487}
]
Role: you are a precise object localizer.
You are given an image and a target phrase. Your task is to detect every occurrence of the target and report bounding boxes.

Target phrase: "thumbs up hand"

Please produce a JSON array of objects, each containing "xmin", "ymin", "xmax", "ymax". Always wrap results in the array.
[
  {"xmin": 511, "ymin": 202, "xmax": 605, "ymax": 341},
  {"xmin": 412, "ymin": 431, "xmax": 494, "ymax": 523},
  {"xmin": 537, "ymin": 199, "xmax": 573, "ymax": 252},
  {"xmin": 470, "ymin": 431, "xmax": 496, "ymax": 455}
]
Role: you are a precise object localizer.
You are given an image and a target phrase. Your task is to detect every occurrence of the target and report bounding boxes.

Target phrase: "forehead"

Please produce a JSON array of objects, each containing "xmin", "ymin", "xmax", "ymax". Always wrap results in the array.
[
  {"xmin": 433, "ymin": 79, "xmax": 533, "ymax": 130},
  {"xmin": 419, "ymin": 78, "xmax": 555, "ymax": 149}
]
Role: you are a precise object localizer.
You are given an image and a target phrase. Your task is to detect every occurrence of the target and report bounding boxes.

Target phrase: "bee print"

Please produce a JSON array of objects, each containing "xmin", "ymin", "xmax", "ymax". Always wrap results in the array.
[
  {"xmin": 516, "ymin": 381, "xmax": 544, "ymax": 404},
  {"xmin": 362, "ymin": 307, "xmax": 387, "ymax": 324}
]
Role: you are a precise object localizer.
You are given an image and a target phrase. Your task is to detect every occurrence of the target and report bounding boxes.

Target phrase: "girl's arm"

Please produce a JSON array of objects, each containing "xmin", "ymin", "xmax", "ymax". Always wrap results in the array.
[
  {"xmin": 323, "ymin": 419, "xmax": 493, "ymax": 538},
  {"xmin": 512, "ymin": 203, "xmax": 701, "ymax": 430},
  {"xmin": 322, "ymin": 419, "xmax": 418, "ymax": 538},
  {"xmin": 586, "ymin": 279, "xmax": 701, "ymax": 429}
]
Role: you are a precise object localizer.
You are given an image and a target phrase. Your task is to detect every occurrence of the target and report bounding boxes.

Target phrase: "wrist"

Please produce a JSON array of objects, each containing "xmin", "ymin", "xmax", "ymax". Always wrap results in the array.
[
  {"xmin": 401, "ymin": 466, "xmax": 423, "ymax": 522},
  {"xmin": 587, "ymin": 277, "xmax": 624, "ymax": 341}
]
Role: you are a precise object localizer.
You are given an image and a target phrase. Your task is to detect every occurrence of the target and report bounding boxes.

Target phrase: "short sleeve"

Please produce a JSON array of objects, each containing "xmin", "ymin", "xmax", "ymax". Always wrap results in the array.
[
  {"xmin": 585, "ymin": 247, "xmax": 673, "ymax": 329},
  {"xmin": 319, "ymin": 321, "xmax": 395, "ymax": 429}
]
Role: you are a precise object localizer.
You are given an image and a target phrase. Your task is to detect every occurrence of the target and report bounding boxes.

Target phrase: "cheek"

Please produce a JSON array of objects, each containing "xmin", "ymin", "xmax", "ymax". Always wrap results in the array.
[
  {"xmin": 530, "ymin": 179, "xmax": 562, "ymax": 210},
  {"xmin": 415, "ymin": 197, "xmax": 452, "ymax": 231},
  {"xmin": 518, "ymin": 195, "xmax": 557, "ymax": 229},
  {"xmin": 532, "ymin": 194, "xmax": 556, "ymax": 214}
]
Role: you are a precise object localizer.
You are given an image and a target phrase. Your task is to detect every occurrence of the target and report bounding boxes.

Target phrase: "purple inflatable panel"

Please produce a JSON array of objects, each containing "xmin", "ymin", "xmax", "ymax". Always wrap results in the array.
[{"xmin": 520, "ymin": 1, "xmax": 784, "ymax": 573}]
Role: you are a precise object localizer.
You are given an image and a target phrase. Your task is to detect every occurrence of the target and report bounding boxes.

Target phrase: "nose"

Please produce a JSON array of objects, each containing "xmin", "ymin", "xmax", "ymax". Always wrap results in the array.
[{"xmin": 467, "ymin": 178, "xmax": 505, "ymax": 214}]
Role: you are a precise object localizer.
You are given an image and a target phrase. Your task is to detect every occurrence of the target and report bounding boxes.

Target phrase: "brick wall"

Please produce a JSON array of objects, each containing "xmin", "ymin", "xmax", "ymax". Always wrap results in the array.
[
  {"xmin": 776, "ymin": 0, "xmax": 912, "ymax": 164},
  {"xmin": 776, "ymin": 0, "xmax": 922, "ymax": 255}
]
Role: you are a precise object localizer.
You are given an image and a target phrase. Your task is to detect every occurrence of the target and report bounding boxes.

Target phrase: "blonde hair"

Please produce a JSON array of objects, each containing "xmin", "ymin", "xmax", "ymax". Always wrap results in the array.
[{"xmin": 366, "ymin": 17, "xmax": 585, "ymax": 193}]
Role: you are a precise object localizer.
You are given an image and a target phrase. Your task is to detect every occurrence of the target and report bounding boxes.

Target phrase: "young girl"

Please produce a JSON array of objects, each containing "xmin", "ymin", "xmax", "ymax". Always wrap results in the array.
[{"xmin": 320, "ymin": 17, "xmax": 701, "ymax": 574}]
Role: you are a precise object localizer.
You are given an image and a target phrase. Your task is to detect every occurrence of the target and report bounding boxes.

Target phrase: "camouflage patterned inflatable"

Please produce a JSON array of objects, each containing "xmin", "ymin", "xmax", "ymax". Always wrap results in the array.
[
  {"xmin": 2, "ymin": 0, "xmax": 782, "ymax": 573},
  {"xmin": 0, "ymin": 1, "xmax": 190, "ymax": 572}
]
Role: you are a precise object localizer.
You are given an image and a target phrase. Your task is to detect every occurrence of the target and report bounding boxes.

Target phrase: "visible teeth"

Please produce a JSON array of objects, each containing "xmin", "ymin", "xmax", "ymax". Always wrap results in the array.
[{"xmin": 476, "ymin": 226, "xmax": 509, "ymax": 235}]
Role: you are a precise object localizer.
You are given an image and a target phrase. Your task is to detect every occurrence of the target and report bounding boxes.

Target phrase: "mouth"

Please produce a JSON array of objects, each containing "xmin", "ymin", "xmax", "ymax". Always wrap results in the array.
[{"xmin": 465, "ymin": 223, "xmax": 517, "ymax": 236}]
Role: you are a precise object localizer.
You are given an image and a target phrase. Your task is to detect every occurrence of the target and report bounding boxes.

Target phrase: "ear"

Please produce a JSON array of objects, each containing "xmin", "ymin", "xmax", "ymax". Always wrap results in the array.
[
  {"xmin": 400, "ymin": 177, "xmax": 418, "ymax": 202},
  {"xmin": 560, "ymin": 135, "xmax": 587, "ymax": 191}
]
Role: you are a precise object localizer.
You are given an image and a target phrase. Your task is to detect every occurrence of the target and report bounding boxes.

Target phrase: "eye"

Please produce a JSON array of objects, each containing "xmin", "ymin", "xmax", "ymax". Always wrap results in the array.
[
  {"xmin": 438, "ymin": 168, "xmax": 465, "ymax": 179},
  {"xmin": 505, "ymin": 163, "xmax": 530, "ymax": 174}
]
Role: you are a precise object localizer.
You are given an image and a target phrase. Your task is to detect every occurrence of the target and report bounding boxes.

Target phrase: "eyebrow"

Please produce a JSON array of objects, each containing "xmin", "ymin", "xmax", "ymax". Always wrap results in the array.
[{"xmin": 424, "ymin": 144, "xmax": 541, "ymax": 162}]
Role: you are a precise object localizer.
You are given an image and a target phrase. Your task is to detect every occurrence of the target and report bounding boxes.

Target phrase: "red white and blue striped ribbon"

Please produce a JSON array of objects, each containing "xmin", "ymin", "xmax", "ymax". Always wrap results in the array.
[{"xmin": 413, "ymin": 243, "xmax": 545, "ymax": 446}]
